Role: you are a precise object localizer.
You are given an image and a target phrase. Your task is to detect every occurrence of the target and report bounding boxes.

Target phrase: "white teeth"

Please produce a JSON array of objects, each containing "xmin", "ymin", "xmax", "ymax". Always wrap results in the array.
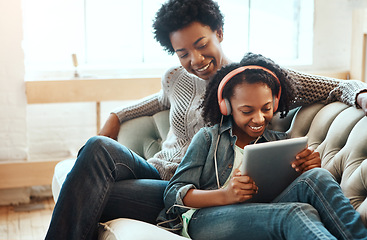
[
  {"xmin": 250, "ymin": 126, "xmax": 262, "ymax": 130},
  {"xmin": 197, "ymin": 63, "xmax": 210, "ymax": 72}
]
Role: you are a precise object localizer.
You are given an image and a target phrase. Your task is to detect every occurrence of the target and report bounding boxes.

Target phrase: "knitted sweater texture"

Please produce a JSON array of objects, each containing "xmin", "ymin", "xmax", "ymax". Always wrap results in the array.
[{"xmin": 114, "ymin": 66, "xmax": 367, "ymax": 180}]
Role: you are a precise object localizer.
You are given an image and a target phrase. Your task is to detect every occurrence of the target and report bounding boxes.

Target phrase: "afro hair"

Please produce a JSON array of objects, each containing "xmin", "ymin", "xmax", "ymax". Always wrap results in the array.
[{"xmin": 153, "ymin": 0, "xmax": 224, "ymax": 54}]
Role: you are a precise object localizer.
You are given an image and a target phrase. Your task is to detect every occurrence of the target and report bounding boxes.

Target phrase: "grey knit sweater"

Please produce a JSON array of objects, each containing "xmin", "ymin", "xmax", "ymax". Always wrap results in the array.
[{"xmin": 113, "ymin": 66, "xmax": 367, "ymax": 180}]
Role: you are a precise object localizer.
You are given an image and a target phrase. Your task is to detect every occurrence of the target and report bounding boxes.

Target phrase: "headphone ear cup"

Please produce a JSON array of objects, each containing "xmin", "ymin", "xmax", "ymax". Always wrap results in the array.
[
  {"xmin": 273, "ymin": 97, "xmax": 279, "ymax": 112},
  {"xmin": 219, "ymin": 99, "xmax": 227, "ymax": 115},
  {"xmin": 224, "ymin": 98, "xmax": 231, "ymax": 115},
  {"xmin": 219, "ymin": 98, "xmax": 231, "ymax": 116}
]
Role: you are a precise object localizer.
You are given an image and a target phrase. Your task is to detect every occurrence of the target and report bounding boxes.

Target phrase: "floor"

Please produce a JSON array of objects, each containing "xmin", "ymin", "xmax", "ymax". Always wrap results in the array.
[{"xmin": 0, "ymin": 197, "xmax": 54, "ymax": 240}]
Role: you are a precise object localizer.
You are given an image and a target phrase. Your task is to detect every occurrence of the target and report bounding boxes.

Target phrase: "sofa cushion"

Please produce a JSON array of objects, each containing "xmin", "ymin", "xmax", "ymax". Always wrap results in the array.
[
  {"xmin": 98, "ymin": 218, "xmax": 187, "ymax": 240},
  {"xmin": 52, "ymin": 158, "xmax": 76, "ymax": 202}
]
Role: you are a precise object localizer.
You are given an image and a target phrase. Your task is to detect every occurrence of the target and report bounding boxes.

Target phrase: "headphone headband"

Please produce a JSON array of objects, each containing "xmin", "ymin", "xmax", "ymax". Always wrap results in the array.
[{"xmin": 217, "ymin": 65, "xmax": 282, "ymax": 115}]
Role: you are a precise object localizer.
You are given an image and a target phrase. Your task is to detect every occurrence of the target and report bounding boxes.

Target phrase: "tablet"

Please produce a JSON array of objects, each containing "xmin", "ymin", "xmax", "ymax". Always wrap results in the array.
[{"xmin": 240, "ymin": 136, "xmax": 308, "ymax": 203}]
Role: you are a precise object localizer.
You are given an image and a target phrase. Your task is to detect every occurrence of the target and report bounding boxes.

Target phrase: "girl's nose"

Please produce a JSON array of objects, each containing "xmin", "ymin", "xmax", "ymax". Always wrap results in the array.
[{"xmin": 252, "ymin": 111, "xmax": 265, "ymax": 124}]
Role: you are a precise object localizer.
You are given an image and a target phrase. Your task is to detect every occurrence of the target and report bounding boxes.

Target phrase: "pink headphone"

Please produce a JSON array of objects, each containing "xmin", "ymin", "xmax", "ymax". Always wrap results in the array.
[{"xmin": 217, "ymin": 65, "xmax": 282, "ymax": 115}]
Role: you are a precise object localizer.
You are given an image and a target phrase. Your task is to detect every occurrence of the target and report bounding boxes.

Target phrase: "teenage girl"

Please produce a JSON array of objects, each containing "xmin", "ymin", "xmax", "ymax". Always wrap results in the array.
[{"xmin": 162, "ymin": 54, "xmax": 367, "ymax": 240}]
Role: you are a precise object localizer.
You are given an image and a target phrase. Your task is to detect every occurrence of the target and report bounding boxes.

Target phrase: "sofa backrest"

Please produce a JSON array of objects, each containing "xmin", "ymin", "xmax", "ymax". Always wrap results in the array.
[
  {"xmin": 287, "ymin": 102, "xmax": 367, "ymax": 225},
  {"xmin": 118, "ymin": 110, "xmax": 170, "ymax": 159}
]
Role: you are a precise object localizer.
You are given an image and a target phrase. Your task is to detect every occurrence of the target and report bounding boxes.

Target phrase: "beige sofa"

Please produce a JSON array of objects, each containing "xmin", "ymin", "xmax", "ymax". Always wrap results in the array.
[{"xmin": 52, "ymin": 102, "xmax": 367, "ymax": 239}]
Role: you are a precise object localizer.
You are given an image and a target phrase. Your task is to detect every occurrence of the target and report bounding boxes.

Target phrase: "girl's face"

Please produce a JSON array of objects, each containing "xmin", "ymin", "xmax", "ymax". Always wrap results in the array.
[
  {"xmin": 230, "ymin": 82, "xmax": 274, "ymax": 145},
  {"xmin": 169, "ymin": 22, "xmax": 229, "ymax": 80}
]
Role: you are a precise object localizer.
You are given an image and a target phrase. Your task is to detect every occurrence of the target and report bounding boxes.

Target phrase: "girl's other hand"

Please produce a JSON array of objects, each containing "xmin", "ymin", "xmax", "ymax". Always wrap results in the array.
[
  {"xmin": 292, "ymin": 146, "xmax": 321, "ymax": 173},
  {"xmin": 222, "ymin": 169, "xmax": 258, "ymax": 204}
]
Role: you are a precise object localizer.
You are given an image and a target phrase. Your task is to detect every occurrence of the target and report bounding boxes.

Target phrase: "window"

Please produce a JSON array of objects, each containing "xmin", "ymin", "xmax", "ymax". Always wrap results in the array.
[{"xmin": 22, "ymin": 0, "xmax": 313, "ymax": 80}]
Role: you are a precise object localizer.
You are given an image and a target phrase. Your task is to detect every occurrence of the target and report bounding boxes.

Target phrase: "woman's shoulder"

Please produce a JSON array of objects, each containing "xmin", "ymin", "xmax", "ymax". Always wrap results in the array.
[{"xmin": 162, "ymin": 66, "xmax": 188, "ymax": 81}]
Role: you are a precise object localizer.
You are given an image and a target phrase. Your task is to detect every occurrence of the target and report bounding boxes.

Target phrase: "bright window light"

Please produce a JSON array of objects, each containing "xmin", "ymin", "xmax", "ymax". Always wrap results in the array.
[{"xmin": 22, "ymin": 0, "xmax": 313, "ymax": 80}]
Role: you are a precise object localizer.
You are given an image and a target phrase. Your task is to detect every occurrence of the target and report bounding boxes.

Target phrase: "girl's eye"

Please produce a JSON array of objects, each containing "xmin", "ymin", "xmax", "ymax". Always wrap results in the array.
[
  {"xmin": 263, "ymin": 108, "xmax": 271, "ymax": 112},
  {"xmin": 179, "ymin": 53, "xmax": 188, "ymax": 59},
  {"xmin": 241, "ymin": 111, "xmax": 251, "ymax": 115}
]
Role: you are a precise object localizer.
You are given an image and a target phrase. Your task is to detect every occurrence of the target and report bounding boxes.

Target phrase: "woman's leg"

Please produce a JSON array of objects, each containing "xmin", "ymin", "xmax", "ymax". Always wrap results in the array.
[
  {"xmin": 188, "ymin": 203, "xmax": 336, "ymax": 240},
  {"xmin": 100, "ymin": 179, "xmax": 168, "ymax": 224},
  {"xmin": 45, "ymin": 136, "xmax": 162, "ymax": 240},
  {"xmin": 273, "ymin": 168, "xmax": 367, "ymax": 240}
]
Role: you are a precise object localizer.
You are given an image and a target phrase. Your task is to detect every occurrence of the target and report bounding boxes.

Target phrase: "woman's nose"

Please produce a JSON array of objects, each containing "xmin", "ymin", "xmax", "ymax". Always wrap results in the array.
[{"xmin": 191, "ymin": 50, "xmax": 204, "ymax": 65}]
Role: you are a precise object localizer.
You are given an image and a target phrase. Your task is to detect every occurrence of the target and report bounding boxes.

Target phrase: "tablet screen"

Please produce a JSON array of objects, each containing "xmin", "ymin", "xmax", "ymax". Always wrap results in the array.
[{"xmin": 240, "ymin": 136, "xmax": 308, "ymax": 203}]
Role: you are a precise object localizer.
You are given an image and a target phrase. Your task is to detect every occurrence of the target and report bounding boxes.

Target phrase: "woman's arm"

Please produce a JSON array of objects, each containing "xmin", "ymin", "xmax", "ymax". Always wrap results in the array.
[
  {"xmin": 99, "ymin": 66, "xmax": 182, "ymax": 139},
  {"xmin": 287, "ymin": 69, "xmax": 367, "ymax": 113},
  {"xmin": 98, "ymin": 92, "xmax": 168, "ymax": 139}
]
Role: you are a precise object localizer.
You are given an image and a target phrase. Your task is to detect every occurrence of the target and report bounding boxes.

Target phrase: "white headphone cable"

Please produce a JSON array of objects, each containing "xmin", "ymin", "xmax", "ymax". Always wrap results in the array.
[{"xmin": 214, "ymin": 115, "xmax": 224, "ymax": 189}]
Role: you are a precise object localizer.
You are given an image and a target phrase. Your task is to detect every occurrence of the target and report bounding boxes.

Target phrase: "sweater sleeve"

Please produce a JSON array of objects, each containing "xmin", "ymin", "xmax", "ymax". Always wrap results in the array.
[
  {"xmin": 287, "ymin": 68, "xmax": 367, "ymax": 108},
  {"xmin": 112, "ymin": 67, "xmax": 176, "ymax": 123}
]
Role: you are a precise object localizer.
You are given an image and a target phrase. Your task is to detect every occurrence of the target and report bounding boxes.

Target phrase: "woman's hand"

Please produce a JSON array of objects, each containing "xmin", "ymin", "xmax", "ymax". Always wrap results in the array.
[
  {"xmin": 98, "ymin": 113, "xmax": 121, "ymax": 140},
  {"xmin": 292, "ymin": 146, "xmax": 321, "ymax": 173},
  {"xmin": 222, "ymin": 169, "xmax": 258, "ymax": 204},
  {"xmin": 357, "ymin": 91, "xmax": 367, "ymax": 116}
]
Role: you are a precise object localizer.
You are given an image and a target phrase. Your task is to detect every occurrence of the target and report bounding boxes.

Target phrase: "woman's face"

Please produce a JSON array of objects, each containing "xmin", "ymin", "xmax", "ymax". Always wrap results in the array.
[
  {"xmin": 169, "ymin": 22, "xmax": 228, "ymax": 80},
  {"xmin": 230, "ymin": 82, "xmax": 274, "ymax": 144}
]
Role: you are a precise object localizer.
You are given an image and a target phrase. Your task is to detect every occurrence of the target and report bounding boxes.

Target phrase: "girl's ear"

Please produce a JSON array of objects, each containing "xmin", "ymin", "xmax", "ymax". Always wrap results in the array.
[
  {"xmin": 273, "ymin": 96, "xmax": 280, "ymax": 112},
  {"xmin": 216, "ymin": 27, "xmax": 224, "ymax": 42}
]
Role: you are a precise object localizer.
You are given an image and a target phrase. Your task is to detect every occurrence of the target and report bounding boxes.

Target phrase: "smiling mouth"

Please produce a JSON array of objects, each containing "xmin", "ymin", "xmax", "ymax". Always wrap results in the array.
[
  {"xmin": 196, "ymin": 62, "xmax": 211, "ymax": 72},
  {"xmin": 249, "ymin": 125, "xmax": 264, "ymax": 131}
]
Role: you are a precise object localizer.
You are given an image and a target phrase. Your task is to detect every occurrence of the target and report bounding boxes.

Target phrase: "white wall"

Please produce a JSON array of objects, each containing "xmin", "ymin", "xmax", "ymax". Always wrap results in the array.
[
  {"xmin": 0, "ymin": 0, "xmax": 27, "ymax": 162},
  {"xmin": 298, "ymin": 0, "xmax": 367, "ymax": 72},
  {"xmin": 1, "ymin": 0, "xmax": 367, "ymax": 204}
]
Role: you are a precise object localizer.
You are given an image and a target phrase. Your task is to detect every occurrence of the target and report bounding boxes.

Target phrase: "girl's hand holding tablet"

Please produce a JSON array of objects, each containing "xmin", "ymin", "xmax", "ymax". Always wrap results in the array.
[
  {"xmin": 222, "ymin": 169, "xmax": 258, "ymax": 204},
  {"xmin": 292, "ymin": 147, "xmax": 321, "ymax": 173}
]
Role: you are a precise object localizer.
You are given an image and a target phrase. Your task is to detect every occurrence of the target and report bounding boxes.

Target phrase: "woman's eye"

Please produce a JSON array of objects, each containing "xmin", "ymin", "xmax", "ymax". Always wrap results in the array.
[
  {"xmin": 197, "ymin": 43, "xmax": 207, "ymax": 49},
  {"xmin": 179, "ymin": 53, "xmax": 188, "ymax": 59}
]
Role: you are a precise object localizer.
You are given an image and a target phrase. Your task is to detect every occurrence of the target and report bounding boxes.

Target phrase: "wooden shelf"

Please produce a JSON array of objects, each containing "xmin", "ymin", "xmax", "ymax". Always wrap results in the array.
[{"xmin": 25, "ymin": 77, "xmax": 161, "ymax": 104}]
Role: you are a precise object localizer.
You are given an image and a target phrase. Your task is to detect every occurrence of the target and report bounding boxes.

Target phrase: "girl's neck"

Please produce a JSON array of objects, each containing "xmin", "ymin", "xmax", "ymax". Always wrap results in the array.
[
  {"xmin": 235, "ymin": 135, "xmax": 261, "ymax": 149},
  {"xmin": 232, "ymin": 128, "xmax": 255, "ymax": 149}
]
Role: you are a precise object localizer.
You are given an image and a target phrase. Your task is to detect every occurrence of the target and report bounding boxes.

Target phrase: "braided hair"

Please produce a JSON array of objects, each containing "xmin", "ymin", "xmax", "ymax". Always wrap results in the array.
[{"xmin": 201, "ymin": 53, "xmax": 297, "ymax": 125}]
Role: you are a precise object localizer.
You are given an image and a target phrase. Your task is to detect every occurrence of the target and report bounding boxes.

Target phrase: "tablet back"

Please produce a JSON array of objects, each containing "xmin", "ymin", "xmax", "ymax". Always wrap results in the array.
[{"xmin": 240, "ymin": 136, "xmax": 308, "ymax": 203}]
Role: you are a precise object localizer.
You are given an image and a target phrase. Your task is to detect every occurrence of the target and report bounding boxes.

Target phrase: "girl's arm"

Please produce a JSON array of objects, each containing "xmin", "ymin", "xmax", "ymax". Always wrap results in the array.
[{"xmin": 183, "ymin": 169, "xmax": 258, "ymax": 208}]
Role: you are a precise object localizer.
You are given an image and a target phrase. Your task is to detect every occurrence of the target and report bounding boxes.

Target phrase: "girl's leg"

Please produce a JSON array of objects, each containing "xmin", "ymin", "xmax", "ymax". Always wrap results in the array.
[
  {"xmin": 188, "ymin": 203, "xmax": 336, "ymax": 240},
  {"xmin": 45, "ymin": 136, "xmax": 162, "ymax": 240},
  {"xmin": 273, "ymin": 168, "xmax": 367, "ymax": 240}
]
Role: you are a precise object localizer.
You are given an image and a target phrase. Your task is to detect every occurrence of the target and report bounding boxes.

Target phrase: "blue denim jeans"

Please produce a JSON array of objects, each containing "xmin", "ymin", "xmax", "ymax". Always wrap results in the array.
[
  {"xmin": 45, "ymin": 136, "xmax": 168, "ymax": 240},
  {"xmin": 188, "ymin": 169, "xmax": 367, "ymax": 240}
]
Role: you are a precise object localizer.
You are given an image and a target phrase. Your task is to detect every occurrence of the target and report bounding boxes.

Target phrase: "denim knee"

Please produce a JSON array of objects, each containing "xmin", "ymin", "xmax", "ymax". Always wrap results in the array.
[
  {"xmin": 299, "ymin": 168, "xmax": 336, "ymax": 185},
  {"xmin": 80, "ymin": 136, "xmax": 114, "ymax": 154},
  {"xmin": 286, "ymin": 202, "xmax": 319, "ymax": 217}
]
